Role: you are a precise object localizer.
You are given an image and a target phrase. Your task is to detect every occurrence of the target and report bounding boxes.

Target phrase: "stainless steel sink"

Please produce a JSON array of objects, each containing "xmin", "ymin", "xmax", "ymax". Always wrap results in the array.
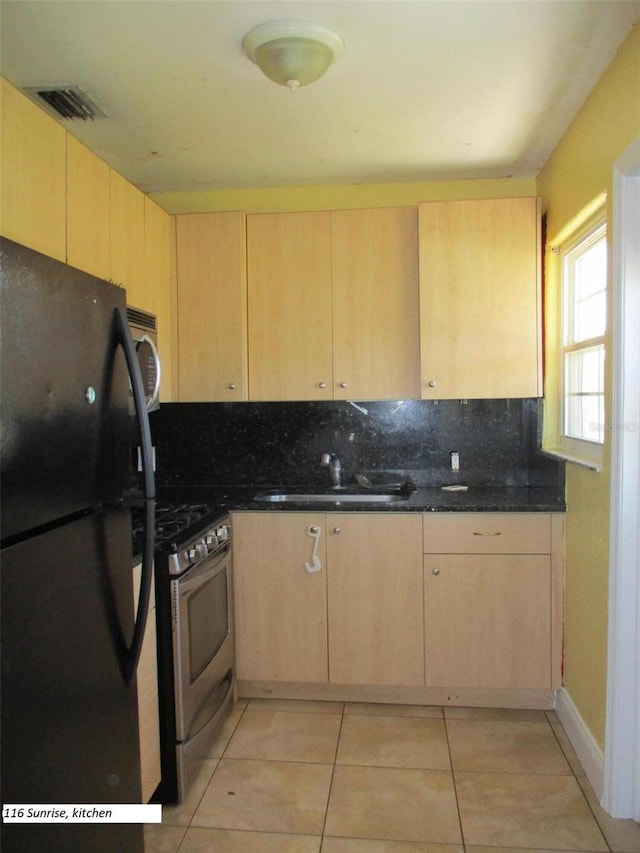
[{"xmin": 255, "ymin": 491, "xmax": 408, "ymax": 504}]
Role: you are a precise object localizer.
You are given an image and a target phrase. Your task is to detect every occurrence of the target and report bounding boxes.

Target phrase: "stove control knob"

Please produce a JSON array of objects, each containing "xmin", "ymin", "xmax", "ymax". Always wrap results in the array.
[
  {"xmin": 187, "ymin": 541, "xmax": 207, "ymax": 562},
  {"xmin": 216, "ymin": 525, "xmax": 230, "ymax": 541},
  {"xmin": 205, "ymin": 532, "xmax": 219, "ymax": 548}
]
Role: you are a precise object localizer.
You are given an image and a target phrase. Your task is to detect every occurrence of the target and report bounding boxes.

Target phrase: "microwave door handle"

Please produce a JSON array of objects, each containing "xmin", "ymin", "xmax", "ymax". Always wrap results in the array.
[
  {"xmin": 139, "ymin": 332, "xmax": 162, "ymax": 412},
  {"xmin": 114, "ymin": 306, "xmax": 155, "ymax": 684},
  {"xmin": 115, "ymin": 308, "xmax": 155, "ymax": 503}
]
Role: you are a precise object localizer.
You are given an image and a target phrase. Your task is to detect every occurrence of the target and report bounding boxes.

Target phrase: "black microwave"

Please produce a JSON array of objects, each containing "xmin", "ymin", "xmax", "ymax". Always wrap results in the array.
[{"xmin": 126, "ymin": 306, "xmax": 161, "ymax": 412}]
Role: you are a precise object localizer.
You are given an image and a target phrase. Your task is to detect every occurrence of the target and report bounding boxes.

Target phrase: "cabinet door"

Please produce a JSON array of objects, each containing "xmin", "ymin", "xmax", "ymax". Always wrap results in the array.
[
  {"xmin": 327, "ymin": 513, "xmax": 424, "ymax": 686},
  {"xmin": 144, "ymin": 198, "xmax": 174, "ymax": 401},
  {"xmin": 176, "ymin": 212, "xmax": 247, "ymax": 401},
  {"xmin": 247, "ymin": 212, "xmax": 333, "ymax": 400},
  {"xmin": 66, "ymin": 135, "xmax": 111, "ymax": 279},
  {"xmin": 232, "ymin": 513, "xmax": 328, "ymax": 683},
  {"xmin": 424, "ymin": 554, "xmax": 551, "ymax": 689},
  {"xmin": 419, "ymin": 197, "xmax": 541, "ymax": 399},
  {"xmin": 110, "ymin": 169, "xmax": 145, "ymax": 289},
  {"xmin": 1, "ymin": 78, "xmax": 66, "ymax": 261},
  {"xmin": 332, "ymin": 207, "xmax": 420, "ymax": 400},
  {"xmin": 133, "ymin": 563, "xmax": 161, "ymax": 803}
]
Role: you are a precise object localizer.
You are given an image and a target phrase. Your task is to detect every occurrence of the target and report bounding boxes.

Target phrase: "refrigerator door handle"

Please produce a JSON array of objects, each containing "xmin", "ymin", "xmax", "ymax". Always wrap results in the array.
[{"xmin": 115, "ymin": 306, "xmax": 155, "ymax": 684}]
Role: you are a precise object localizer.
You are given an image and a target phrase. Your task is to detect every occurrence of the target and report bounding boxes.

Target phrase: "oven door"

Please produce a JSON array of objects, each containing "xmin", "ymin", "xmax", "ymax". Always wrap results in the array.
[{"xmin": 172, "ymin": 545, "xmax": 234, "ymax": 744}]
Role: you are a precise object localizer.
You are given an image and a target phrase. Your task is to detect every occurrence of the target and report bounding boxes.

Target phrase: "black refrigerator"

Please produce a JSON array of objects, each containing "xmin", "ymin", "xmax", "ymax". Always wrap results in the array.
[{"xmin": 0, "ymin": 238, "xmax": 156, "ymax": 852}]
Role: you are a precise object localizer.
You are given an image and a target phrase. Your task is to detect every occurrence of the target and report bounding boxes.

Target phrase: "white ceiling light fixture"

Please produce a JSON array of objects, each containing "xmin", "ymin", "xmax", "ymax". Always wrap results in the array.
[{"xmin": 242, "ymin": 20, "xmax": 344, "ymax": 92}]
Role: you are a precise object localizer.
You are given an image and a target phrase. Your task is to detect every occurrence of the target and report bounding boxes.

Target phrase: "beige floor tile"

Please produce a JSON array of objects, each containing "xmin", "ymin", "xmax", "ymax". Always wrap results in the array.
[
  {"xmin": 143, "ymin": 823, "xmax": 186, "ymax": 853},
  {"xmin": 337, "ymin": 714, "xmax": 450, "ymax": 770},
  {"xmin": 444, "ymin": 707, "xmax": 547, "ymax": 722},
  {"xmin": 192, "ymin": 757, "xmax": 333, "ymax": 835},
  {"xmin": 323, "ymin": 840, "xmax": 463, "ymax": 852},
  {"xmin": 225, "ymin": 709, "xmax": 341, "ymax": 762},
  {"xmin": 177, "ymin": 826, "xmax": 321, "ymax": 851},
  {"xmin": 160, "ymin": 758, "xmax": 218, "ymax": 826},
  {"xmin": 576, "ymin": 774, "xmax": 640, "ymax": 853},
  {"xmin": 345, "ymin": 703, "xmax": 443, "ymax": 719},
  {"xmin": 455, "ymin": 771, "xmax": 609, "ymax": 851},
  {"xmin": 247, "ymin": 698, "xmax": 344, "ymax": 714},
  {"xmin": 206, "ymin": 706, "xmax": 244, "ymax": 758},
  {"xmin": 325, "ymin": 765, "xmax": 462, "ymax": 845},
  {"xmin": 447, "ymin": 719, "xmax": 571, "ymax": 774}
]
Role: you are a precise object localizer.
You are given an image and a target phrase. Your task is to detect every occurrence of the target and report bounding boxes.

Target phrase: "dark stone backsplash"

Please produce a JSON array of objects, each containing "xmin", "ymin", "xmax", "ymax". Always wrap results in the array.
[{"xmin": 150, "ymin": 398, "xmax": 564, "ymax": 493}]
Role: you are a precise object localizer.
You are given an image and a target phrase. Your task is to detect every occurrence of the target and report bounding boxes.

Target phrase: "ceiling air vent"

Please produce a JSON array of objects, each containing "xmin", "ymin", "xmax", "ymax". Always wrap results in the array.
[{"xmin": 23, "ymin": 85, "xmax": 107, "ymax": 121}]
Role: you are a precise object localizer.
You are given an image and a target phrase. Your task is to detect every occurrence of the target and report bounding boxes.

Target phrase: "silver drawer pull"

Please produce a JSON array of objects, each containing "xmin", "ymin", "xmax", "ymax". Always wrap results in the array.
[{"xmin": 472, "ymin": 531, "xmax": 502, "ymax": 536}]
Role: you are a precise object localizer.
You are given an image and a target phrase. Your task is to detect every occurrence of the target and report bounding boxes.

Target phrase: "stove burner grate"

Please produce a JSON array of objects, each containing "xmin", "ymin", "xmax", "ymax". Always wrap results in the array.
[{"xmin": 132, "ymin": 501, "xmax": 212, "ymax": 549}]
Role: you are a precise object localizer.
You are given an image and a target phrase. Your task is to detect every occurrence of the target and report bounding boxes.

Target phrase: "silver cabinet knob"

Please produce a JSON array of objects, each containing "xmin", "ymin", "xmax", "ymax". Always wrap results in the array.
[
  {"xmin": 339, "ymin": 381, "xmax": 348, "ymax": 388},
  {"xmin": 432, "ymin": 567, "xmax": 440, "ymax": 576},
  {"xmin": 309, "ymin": 525, "xmax": 319, "ymax": 535},
  {"xmin": 428, "ymin": 380, "xmax": 436, "ymax": 388},
  {"xmin": 228, "ymin": 383, "xmax": 237, "ymax": 390},
  {"xmin": 333, "ymin": 527, "xmax": 342, "ymax": 534},
  {"xmin": 318, "ymin": 382, "xmax": 327, "ymax": 389},
  {"xmin": 84, "ymin": 386, "xmax": 97, "ymax": 404}
]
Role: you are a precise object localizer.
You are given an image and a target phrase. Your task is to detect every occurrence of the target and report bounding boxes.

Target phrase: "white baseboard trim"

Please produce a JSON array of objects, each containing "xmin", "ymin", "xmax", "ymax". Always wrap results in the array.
[{"xmin": 556, "ymin": 687, "xmax": 605, "ymax": 800}]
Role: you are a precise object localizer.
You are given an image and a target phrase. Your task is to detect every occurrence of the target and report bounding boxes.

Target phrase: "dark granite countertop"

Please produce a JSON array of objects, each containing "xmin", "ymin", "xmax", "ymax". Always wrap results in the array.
[{"xmin": 156, "ymin": 485, "xmax": 566, "ymax": 515}]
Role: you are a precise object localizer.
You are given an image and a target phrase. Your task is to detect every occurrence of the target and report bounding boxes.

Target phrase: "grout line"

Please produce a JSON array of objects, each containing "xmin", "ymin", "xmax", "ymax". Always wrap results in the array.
[
  {"xmin": 318, "ymin": 701, "xmax": 345, "ymax": 850},
  {"xmin": 443, "ymin": 710, "xmax": 467, "ymax": 851}
]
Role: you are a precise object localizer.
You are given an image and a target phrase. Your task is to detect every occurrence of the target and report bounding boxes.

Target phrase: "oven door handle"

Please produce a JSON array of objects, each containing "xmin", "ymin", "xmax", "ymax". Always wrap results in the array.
[{"xmin": 115, "ymin": 306, "xmax": 155, "ymax": 684}]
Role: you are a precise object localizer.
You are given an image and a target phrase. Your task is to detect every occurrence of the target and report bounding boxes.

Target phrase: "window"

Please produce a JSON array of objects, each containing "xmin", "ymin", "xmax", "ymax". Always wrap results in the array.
[{"xmin": 559, "ymin": 220, "xmax": 607, "ymax": 465}]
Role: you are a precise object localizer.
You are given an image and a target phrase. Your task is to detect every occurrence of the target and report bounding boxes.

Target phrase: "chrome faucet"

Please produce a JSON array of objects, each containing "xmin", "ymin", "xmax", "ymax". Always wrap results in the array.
[{"xmin": 320, "ymin": 452, "xmax": 342, "ymax": 489}]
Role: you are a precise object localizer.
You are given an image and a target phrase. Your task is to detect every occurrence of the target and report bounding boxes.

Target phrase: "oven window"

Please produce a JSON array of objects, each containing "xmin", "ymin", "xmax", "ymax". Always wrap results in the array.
[{"xmin": 188, "ymin": 567, "xmax": 229, "ymax": 683}]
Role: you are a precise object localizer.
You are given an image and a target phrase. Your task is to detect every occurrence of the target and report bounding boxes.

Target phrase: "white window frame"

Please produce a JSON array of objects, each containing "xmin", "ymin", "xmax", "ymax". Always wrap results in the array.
[
  {"xmin": 545, "ymin": 213, "xmax": 607, "ymax": 471},
  {"xmin": 561, "ymin": 220, "xmax": 607, "ymax": 456}
]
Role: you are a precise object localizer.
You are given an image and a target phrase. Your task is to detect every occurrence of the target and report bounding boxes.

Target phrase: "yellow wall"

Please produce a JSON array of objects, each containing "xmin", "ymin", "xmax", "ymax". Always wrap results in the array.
[
  {"xmin": 151, "ymin": 177, "xmax": 536, "ymax": 214},
  {"xmin": 537, "ymin": 22, "xmax": 640, "ymax": 749}
]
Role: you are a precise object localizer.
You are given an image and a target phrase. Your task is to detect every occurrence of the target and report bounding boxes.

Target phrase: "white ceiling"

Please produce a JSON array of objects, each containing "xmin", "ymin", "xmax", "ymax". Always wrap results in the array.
[{"xmin": 1, "ymin": 1, "xmax": 638, "ymax": 195}]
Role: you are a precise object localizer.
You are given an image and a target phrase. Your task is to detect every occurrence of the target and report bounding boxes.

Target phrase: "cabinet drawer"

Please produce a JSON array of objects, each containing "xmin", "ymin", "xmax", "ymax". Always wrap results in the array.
[{"xmin": 423, "ymin": 512, "xmax": 550, "ymax": 554}]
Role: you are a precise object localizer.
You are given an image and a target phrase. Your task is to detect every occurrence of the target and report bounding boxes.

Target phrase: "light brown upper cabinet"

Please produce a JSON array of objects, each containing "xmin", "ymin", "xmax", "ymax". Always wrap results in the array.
[
  {"xmin": 247, "ymin": 211, "xmax": 333, "ymax": 401},
  {"xmin": 247, "ymin": 207, "xmax": 420, "ymax": 401},
  {"xmin": 1, "ymin": 78, "xmax": 66, "ymax": 261},
  {"xmin": 66, "ymin": 135, "xmax": 111, "ymax": 279},
  {"xmin": 331, "ymin": 207, "xmax": 420, "ymax": 400},
  {"xmin": 175, "ymin": 211, "xmax": 248, "ymax": 401},
  {"xmin": 110, "ymin": 169, "xmax": 145, "ymax": 290},
  {"xmin": 419, "ymin": 197, "xmax": 542, "ymax": 399}
]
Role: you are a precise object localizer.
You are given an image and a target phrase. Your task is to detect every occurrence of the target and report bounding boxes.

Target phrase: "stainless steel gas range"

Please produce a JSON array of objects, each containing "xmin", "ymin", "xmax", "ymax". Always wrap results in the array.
[{"xmin": 135, "ymin": 502, "xmax": 235, "ymax": 804}]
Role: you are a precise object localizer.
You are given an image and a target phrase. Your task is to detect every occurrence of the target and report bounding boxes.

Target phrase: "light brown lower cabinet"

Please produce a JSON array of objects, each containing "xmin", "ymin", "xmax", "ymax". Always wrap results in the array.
[
  {"xmin": 132, "ymin": 563, "xmax": 161, "ymax": 803},
  {"xmin": 423, "ymin": 513, "xmax": 563, "ymax": 691},
  {"xmin": 326, "ymin": 513, "xmax": 423, "ymax": 686},
  {"xmin": 233, "ymin": 512, "xmax": 328, "ymax": 682},
  {"xmin": 232, "ymin": 512, "xmax": 423, "ymax": 686},
  {"xmin": 233, "ymin": 511, "xmax": 563, "ymax": 703}
]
